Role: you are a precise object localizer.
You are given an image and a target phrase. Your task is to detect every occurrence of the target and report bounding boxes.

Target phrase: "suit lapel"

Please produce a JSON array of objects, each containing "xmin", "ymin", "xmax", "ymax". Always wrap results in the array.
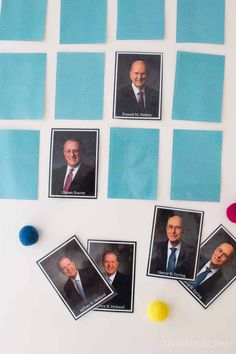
[
  {"xmin": 176, "ymin": 242, "xmax": 186, "ymax": 269},
  {"xmin": 69, "ymin": 164, "xmax": 86, "ymax": 191},
  {"xmin": 159, "ymin": 242, "xmax": 168, "ymax": 270}
]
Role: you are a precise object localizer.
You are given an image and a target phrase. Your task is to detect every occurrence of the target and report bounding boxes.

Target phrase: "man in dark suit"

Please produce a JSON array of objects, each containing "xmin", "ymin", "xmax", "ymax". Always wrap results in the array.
[
  {"xmin": 51, "ymin": 139, "xmax": 95, "ymax": 197},
  {"xmin": 101, "ymin": 251, "xmax": 131, "ymax": 310},
  {"xmin": 115, "ymin": 60, "xmax": 160, "ymax": 118},
  {"xmin": 150, "ymin": 215, "xmax": 196, "ymax": 279},
  {"xmin": 184, "ymin": 243, "xmax": 235, "ymax": 305},
  {"xmin": 58, "ymin": 256, "xmax": 110, "ymax": 315}
]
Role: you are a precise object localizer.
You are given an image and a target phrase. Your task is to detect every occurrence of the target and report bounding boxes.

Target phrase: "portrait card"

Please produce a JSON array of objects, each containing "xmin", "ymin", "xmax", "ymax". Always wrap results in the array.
[
  {"xmin": 179, "ymin": 225, "xmax": 236, "ymax": 309},
  {"xmin": 147, "ymin": 206, "xmax": 204, "ymax": 281},
  {"xmin": 113, "ymin": 51, "xmax": 163, "ymax": 120},
  {"xmin": 87, "ymin": 240, "xmax": 136, "ymax": 313},
  {"xmin": 48, "ymin": 128, "xmax": 99, "ymax": 199},
  {"xmin": 37, "ymin": 236, "xmax": 115, "ymax": 320}
]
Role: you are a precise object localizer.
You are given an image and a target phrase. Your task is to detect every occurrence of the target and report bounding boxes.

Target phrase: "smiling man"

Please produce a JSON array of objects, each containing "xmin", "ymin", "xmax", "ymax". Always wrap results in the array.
[
  {"xmin": 58, "ymin": 255, "xmax": 111, "ymax": 311},
  {"xmin": 101, "ymin": 251, "xmax": 131, "ymax": 310},
  {"xmin": 58, "ymin": 256, "xmax": 87, "ymax": 305},
  {"xmin": 51, "ymin": 139, "xmax": 95, "ymax": 196},
  {"xmin": 115, "ymin": 59, "xmax": 159, "ymax": 118},
  {"xmin": 150, "ymin": 215, "xmax": 196, "ymax": 279},
  {"xmin": 185, "ymin": 242, "xmax": 235, "ymax": 305}
]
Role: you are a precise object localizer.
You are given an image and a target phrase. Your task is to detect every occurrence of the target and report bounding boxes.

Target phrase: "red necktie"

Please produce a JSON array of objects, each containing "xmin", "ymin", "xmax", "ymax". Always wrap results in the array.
[
  {"xmin": 137, "ymin": 90, "xmax": 144, "ymax": 111},
  {"xmin": 63, "ymin": 168, "xmax": 74, "ymax": 192}
]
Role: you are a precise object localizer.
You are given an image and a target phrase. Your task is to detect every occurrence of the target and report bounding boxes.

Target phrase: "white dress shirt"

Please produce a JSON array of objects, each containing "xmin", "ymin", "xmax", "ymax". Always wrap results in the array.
[
  {"xmin": 132, "ymin": 83, "xmax": 146, "ymax": 107},
  {"xmin": 196, "ymin": 261, "xmax": 218, "ymax": 285},
  {"xmin": 63, "ymin": 164, "xmax": 81, "ymax": 187}
]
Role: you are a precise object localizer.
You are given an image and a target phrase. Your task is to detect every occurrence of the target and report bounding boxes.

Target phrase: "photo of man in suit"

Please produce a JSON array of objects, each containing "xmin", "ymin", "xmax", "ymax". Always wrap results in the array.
[
  {"xmin": 37, "ymin": 236, "xmax": 115, "ymax": 320},
  {"xmin": 181, "ymin": 241, "xmax": 235, "ymax": 307},
  {"xmin": 114, "ymin": 52, "xmax": 162, "ymax": 120},
  {"xmin": 58, "ymin": 256, "xmax": 90, "ymax": 306},
  {"xmin": 87, "ymin": 240, "xmax": 136, "ymax": 313},
  {"xmin": 147, "ymin": 207, "xmax": 203, "ymax": 281},
  {"xmin": 149, "ymin": 215, "xmax": 196, "ymax": 279},
  {"xmin": 51, "ymin": 139, "xmax": 95, "ymax": 196},
  {"xmin": 49, "ymin": 129, "xmax": 99, "ymax": 199},
  {"xmin": 101, "ymin": 251, "xmax": 132, "ymax": 310}
]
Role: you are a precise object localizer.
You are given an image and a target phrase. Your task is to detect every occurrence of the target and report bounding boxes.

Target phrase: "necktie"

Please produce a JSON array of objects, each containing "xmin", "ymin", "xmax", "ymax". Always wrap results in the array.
[
  {"xmin": 63, "ymin": 168, "xmax": 74, "ymax": 192},
  {"xmin": 107, "ymin": 277, "xmax": 112, "ymax": 285},
  {"xmin": 75, "ymin": 279, "xmax": 86, "ymax": 300},
  {"xmin": 190, "ymin": 267, "xmax": 212, "ymax": 289},
  {"xmin": 166, "ymin": 247, "xmax": 177, "ymax": 273},
  {"xmin": 137, "ymin": 90, "xmax": 144, "ymax": 111}
]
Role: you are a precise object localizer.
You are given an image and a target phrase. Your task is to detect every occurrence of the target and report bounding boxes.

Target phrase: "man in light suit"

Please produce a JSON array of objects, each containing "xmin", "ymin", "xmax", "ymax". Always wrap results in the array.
[
  {"xmin": 101, "ymin": 251, "xmax": 131, "ymax": 310},
  {"xmin": 115, "ymin": 60, "xmax": 159, "ymax": 118},
  {"xmin": 184, "ymin": 242, "xmax": 235, "ymax": 305},
  {"xmin": 58, "ymin": 256, "xmax": 109, "ymax": 314},
  {"xmin": 150, "ymin": 215, "xmax": 196, "ymax": 279},
  {"xmin": 51, "ymin": 139, "xmax": 95, "ymax": 197}
]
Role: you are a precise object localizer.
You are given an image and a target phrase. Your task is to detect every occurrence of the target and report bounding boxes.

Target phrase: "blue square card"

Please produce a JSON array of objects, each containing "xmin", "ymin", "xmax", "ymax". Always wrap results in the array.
[
  {"xmin": 177, "ymin": 0, "xmax": 224, "ymax": 44},
  {"xmin": 0, "ymin": 130, "xmax": 40, "ymax": 200},
  {"xmin": 55, "ymin": 52, "xmax": 105, "ymax": 120},
  {"xmin": 108, "ymin": 128, "xmax": 159, "ymax": 200},
  {"xmin": 60, "ymin": 0, "xmax": 107, "ymax": 44},
  {"xmin": 171, "ymin": 130, "xmax": 222, "ymax": 202},
  {"xmin": 172, "ymin": 51, "xmax": 225, "ymax": 122},
  {"xmin": 0, "ymin": 53, "xmax": 46, "ymax": 119},
  {"xmin": 0, "ymin": 0, "xmax": 47, "ymax": 41},
  {"xmin": 117, "ymin": 0, "xmax": 164, "ymax": 40}
]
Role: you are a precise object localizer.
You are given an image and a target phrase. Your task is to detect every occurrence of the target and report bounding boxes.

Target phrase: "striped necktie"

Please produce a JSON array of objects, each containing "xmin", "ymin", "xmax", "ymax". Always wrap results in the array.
[
  {"xmin": 137, "ymin": 90, "xmax": 144, "ymax": 111},
  {"xmin": 63, "ymin": 168, "xmax": 74, "ymax": 192},
  {"xmin": 190, "ymin": 267, "xmax": 212, "ymax": 289}
]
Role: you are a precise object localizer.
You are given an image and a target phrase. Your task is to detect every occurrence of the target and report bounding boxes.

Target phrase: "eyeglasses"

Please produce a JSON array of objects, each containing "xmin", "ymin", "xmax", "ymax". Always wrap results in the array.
[
  {"xmin": 167, "ymin": 225, "xmax": 183, "ymax": 231},
  {"xmin": 64, "ymin": 149, "xmax": 79, "ymax": 154}
]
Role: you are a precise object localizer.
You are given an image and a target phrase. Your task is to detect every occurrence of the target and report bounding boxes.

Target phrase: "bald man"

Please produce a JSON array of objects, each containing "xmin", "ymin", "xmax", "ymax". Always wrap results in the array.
[
  {"xmin": 115, "ymin": 60, "xmax": 160, "ymax": 118},
  {"xmin": 150, "ymin": 215, "xmax": 196, "ymax": 279},
  {"xmin": 51, "ymin": 139, "xmax": 95, "ymax": 197},
  {"xmin": 58, "ymin": 256, "xmax": 110, "ymax": 312},
  {"xmin": 184, "ymin": 243, "xmax": 235, "ymax": 305}
]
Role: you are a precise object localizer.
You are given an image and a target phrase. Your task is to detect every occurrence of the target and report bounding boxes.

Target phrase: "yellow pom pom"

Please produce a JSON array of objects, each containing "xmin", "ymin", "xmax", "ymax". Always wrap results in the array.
[{"xmin": 147, "ymin": 300, "xmax": 169, "ymax": 322}]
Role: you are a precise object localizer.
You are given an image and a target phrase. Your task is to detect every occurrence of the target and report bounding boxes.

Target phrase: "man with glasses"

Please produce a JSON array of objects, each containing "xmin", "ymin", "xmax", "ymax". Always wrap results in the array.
[
  {"xmin": 184, "ymin": 242, "xmax": 235, "ymax": 305},
  {"xmin": 51, "ymin": 139, "xmax": 95, "ymax": 196},
  {"xmin": 150, "ymin": 215, "xmax": 195, "ymax": 279}
]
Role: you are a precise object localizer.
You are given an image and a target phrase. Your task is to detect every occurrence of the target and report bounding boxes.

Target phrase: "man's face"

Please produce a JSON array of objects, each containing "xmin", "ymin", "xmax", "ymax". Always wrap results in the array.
[
  {"xmin": 129, "ymin": 60, "xmax": 147, "ymax": 89},
  {"xmin": 59, "ymin": 257, "xmax": 77, "ymax": 279},
  {"xmin": 63, "ymin": 140, "xmax": 80, "ymax": 168},
  {"xmin": 166, "ymin": 216, "xmax": 184, "ymax": 246},
  {"xmin": 102, "ymin": 253, "xmax": 119, "ymax": 277},
  {"xmin": 210, "ymin": 243, "xmax": 234, "ymax": 269}
]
